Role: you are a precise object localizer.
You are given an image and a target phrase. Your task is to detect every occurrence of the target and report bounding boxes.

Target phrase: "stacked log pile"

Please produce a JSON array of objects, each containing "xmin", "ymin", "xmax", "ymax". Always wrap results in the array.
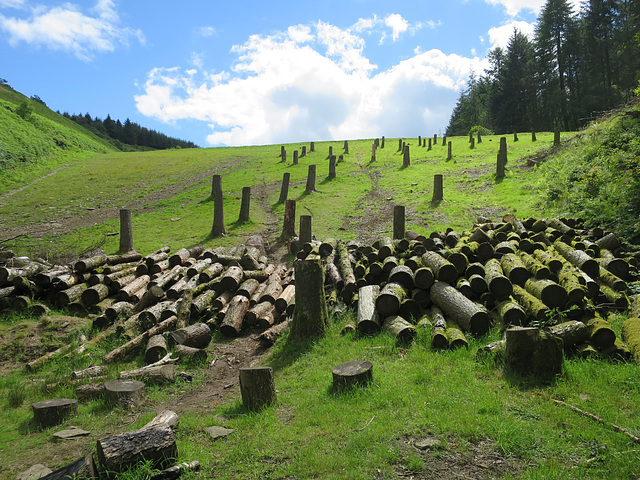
[
  {"xmin": 0, "ymin": 236, "xmax": 296, "ymax": 368},
  {"xmin": 295, "ymin": 217, "xmax": 639, "ymax": 359}
]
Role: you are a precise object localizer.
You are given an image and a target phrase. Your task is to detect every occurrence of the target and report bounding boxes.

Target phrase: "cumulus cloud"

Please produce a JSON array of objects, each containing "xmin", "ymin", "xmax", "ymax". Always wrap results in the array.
[
  {"xmin": 0, "ymin": 0, "xmax": 144, "ymax": 60},
  {"xmin": 135, "ymin": 20, "xmax": 486, "ymax": 146},
  {"xmin": 488, "ymin": 20, "xmax": 535, "ymax": 50},
  {"xmin": 384, "ymin": 13, "xmax": 409, "ymax": 42}
]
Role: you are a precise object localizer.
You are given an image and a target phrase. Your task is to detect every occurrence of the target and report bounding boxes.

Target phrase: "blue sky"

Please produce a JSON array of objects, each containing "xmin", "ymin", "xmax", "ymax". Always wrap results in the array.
[{"xmin": 0, "ymin": 0, "xmax": 573, "ymax": 147}]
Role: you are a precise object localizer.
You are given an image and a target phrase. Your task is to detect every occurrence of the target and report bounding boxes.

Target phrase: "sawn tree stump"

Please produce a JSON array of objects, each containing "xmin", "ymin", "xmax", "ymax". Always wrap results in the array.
[
  {"xmin": 239, "ymin": 367, "xmax": 277, "ymax": 411},
  {"xmin": 105, "ymin": 379, "xmax": 146, "ymax": 410},
  {"xmin": 332, "ymin": 361, "xmax": 373, "ymax": 390},
  {"xmin": 32, "ymin": 398, "xmax": 78, "ymax": 428}
]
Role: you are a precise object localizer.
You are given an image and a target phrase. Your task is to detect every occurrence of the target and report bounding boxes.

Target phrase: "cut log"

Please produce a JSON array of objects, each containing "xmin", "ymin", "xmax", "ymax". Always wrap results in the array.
[
  {"xmin": 220, "ymin": 265, "xmax": 243, "ymax": 292},
  {"xmin": 524, "ymin": 278, "xmax": 568, "ymax": 309},
  {"xmin": 484, "ymin": 258, "xmax": 513, "ymax": 300},
  {"xmin": 421, "ymin": 252, "xmax": 458, "ymax": 284},
  {"xmin": 357, "ymin": 285, "xmax": 381, "ymax": 334},
  {"xmin": 430, "ymin": 281, "xmax": 491, "ymax": 336},
  {"xmin": 150, "ymin": 461, "xmax": 200, "ymax": 480},
  {"xmin": 76, "ymin": 383, "xmax": 106, "ymax": 402},
  {"xmin": 336, "ymin": 241, "xmax": 357, "ymax": 301},
  {"xmin": 239, "ymin": 367, "xmax": 276, "ymax": 411},
  {"xmin": 547, "ymin": 320, "xmax": 589, "ymax": 349},
  {"xmin": 145, "ymin": 334, "xmax": 168, "ymax": 364},
  {"xmin": 553, "ymin": 240, "xmax": 599, "ymax": 278},
  {"xmin": 103, "ymin": 315, "xmax": 179, "ymax": 363},
  {"xmin": 173, "ymin": 344, "xmax": 207, "ymax": 363},
  {"xmin": 31, "ymin": 398, "xmax": 78, "ymax": 428},
  {"xmin": 621, "ymin": 317, "xmax": 640, "ymax": 365},
  {"xmin": 512, "ymin": 285, "xmax": 549, "ymax": 322},
  {"xmin": 71, "ymin": 365, "xmax": 107, "ymax": 380},
  {"xmin": 375, "ymin": 282, "xmax": 407, "ymax": 317},
  {"xmin": 219, "ymin": 295, "xmax": 251, "ymax": 337},
  {"xmin": 259, "ymin": 319, "xmax": 291, "ymax": 346},
  {"xmin": 74, "ymin": 253, "xmax": 108, "ymax": 273},
  {"xmin": 289, "ymin": 259, "xmax": 330, "ymax": 341},
  {"xmin": 275, "ymin": 284, "xmax": 295, "ymax": 313},
  {"xmin": 104, "ymin": 379, "xmax": 146, "ymax": 410},
  {"xmin": 236, "ymin": 278, "xmax": 260, "ymax": 299},
  {"xmin": 445, "ymin": 320, "xmax": 469, "ymax": 349},
  {"xmin": 332, "ymin": 361, "xmax": 373, "ymax": 390},
  {"xmin": 495, "ymin": 297, "xmax": 527, "ymax": 326},
  {"xmin": 259, "ymin": 274, "xmax": 284, "ymax": 304},
  {"xmin": 96, "ymin": 425, "xmax": 177, "ymax": 472},
  {"xmin": 500, "ymin": 253, "xmax": 530, "ymax": 286},
  {"xmin": 167, "ymin": 323, "xmax": 211, "ymax": 349},
  {"xmin": 383, "ymin": 315, "xmax": 417, "ymax": 343},
  {"xmin": 429, "ymin": 306, "xmax": 449, "ymax": 349},
  {"xmin": 388, "ymin": 265, "xmax": 415, "ymax": 290},
  {"xmin": 143, "ymin": 410, "xmax": 179, "ymax": 429},
  {"xmin": 120, "ymin": 364, "xmax": 176, "ymax": 385},
  {"xmin": 584, "ymin": 314, "xmax": 616, "ymax": 350},
  {"xmin": 40, "ymin": 454, "xmax": 97, "ymax": 480}
]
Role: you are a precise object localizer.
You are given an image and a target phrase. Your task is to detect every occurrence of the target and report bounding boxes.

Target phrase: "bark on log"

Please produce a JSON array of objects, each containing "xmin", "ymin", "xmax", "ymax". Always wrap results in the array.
[
  {"xmin": 96, "ymin": 425, "xmax": 177, "ymax": 472},
  {"xmin": 445, "ymin": 320, "xmax": 469, "ymax": 349},
  {"xmin": 219, "ymin": 295, "xmax": 251, "ymax": 337},
  {"xmin": 259, "ymin": 319, "xmax": 291, "ymax": 346},
  {"xmin": 245, "ymin": 300, "xmax": 276, "ymax": 327},
  {"xmin": 31, "ymin": 398, "xmax": 78, "ymax": 428},
  {"xmin": 76, "ymin": 383, "xmax": 106, "ymax": 402},
  {"xmin": 430, "ymin": 281, "xmax": 491, "ymax": 336},
  {"xmin": 585, "ymin": 314, "xmax": 616, "ymax": 349},
  {"xmin": 512, "ymin": 285, "xmax": 549, "ymax": 322},
  {"xmin": 120, "ymin": 364, "xmax": 176, "ymax": 385},
  {"xmin": 40, "ymin": 454, "xmax": 97, "ymax": 480},
  {"xmin": 484, "ymin": 258, "xmax": 513, "ymax": 300},
  {"xmin": 429, "ymin": 306, "xmax": 449, "ymax": 349},
  {"xmin": 74, "ymin": 254, "xmax": 108, "ymax": 273},
  {"xmin": 357, "ymin": 285, "xmax": 381, "ymax": 334},
  {"xmin": 414, "ymin": 267, "xmax": 435, "ymax": 290},
  {"xmin": 383, "ymin": 315, "xmax": 417, "ymax": 343},
  {"xmin": 275, "ymin": 284, "xmax": 295, "ymax": 313},
  {"xmin": 495, "ymin": 297, "xmax": 527, "ymax": 326},
  {"xmin": 290, "ymin": 259, "xmax": 330, "ymax": 341},
  {"xmin": 173, "ymin": 344, "xmax": 207, "ymax": 363},
  {"xmin": 524, "ymin": 278, "xmax": 568, "ymax": 309},
  {"xmin": 500, "ymin": 253, "xmax": 530, "ymax": 286},
  {"xmin": 221, "ymin": 265, "xmax": 244, "ymax": 292},
  {"xmin": 150, "ymin": 461, "xmax": 200, "ymax": 480},
  {"xmin": 167, "ymin": 323, "xmax": 211, "ymax": 348},
  {"xmin": 337, "ymin": 241, "xmax": 357, "ymax": 301},
  {"xmin": 554, "ymin": 240, "xmax": 599, "ymax": 278},
  {"xmin": 621, "ymin": 317, "xmax": 640, "ymax": 365},
  {"xmin": 103, "ymin": 315, "xmax": 178, "ymax": 363},
  {"xmin": 421, "ymin": 252, "xmax": 457, "ymax": 284}
]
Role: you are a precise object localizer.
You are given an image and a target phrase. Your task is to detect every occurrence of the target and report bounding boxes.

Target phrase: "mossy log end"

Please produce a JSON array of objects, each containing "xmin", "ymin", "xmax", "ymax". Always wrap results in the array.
[
  {"xmin": 484, "ymin": 258, "xmax": 513, "ymax": 301},
  {"xmin": 430, "ymin": 281, "xmax": 491, "ymax": 336},
  {"xmin": 375, "ymin": 282, "xmax": 408, "ymax": 317},
  {"xmin": 524, "ymin": 278, "xmax": 568, "ymax": 309},
  {"xmin": 383, "ymin": 315, "xmax": 417, "ymax": 343},
  {"xmin": 421, "ymin": 252, "xmax": 458, "ymax": 285}
]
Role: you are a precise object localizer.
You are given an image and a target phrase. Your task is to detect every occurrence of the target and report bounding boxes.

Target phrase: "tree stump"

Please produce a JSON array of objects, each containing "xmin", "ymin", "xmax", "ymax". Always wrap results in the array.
[
  {"xmin": 447, "ymin": 141, "xmax": 452, "ymax": 160},
  {"xmin": 96, "ymin": 425, "xmax": 177, "ymax": 472},
  {"xmin": 310, "ymin": 141, "xmax": 315, "ymax": 152},
  {"xmin": 293, "ymin": 150, "xmax": 299, "ymax": 165},
  {"xmin": 278, "ymin": 172, "xmax": 290, "ymax": 203},
  {"xmin": 118, "ymin": 208, "xmax": 134, "ymax": 254},
  {"xmin": 305, "ymin": 165, "xmax": 316, "ymax": 193},
  {"xmin": 210, "ymin": 174, "xmax": 226, "ymax": 237},
  {"xmin": 105, "ymin": 379, "xmax": 146, "ymax": 410},
  {"xmin": 281, "ymin": 199, "xmax": 296, "ymax": 238},
  {"xmin": 344, "ymin": 139, "xmax": 349, "ymax": 153},
  {"xmin": 393, "ymin": 205, "xmax": 405, "ymax": 240},
  {"xmin": 239, "ymin": 367, "xmax": 276, "ymax": 411},
  {"xmin": 238, "ymin": 186, "xmax": 251, "ymax": 222},
  {"xmin": 301, "ymin": 145, "xmax": 306, "ymax": 157},
  {"xmin": 289, "ymin": 259, "xmax": 329, "ymax": 341},
  {"xmin": 32, "ymin": 398, "xmax": 78, "ymax": 428},
  {"xmin": 329, "ymin": 155, "xmax": 336, "ymax": 179},
  {"xmin": 300, "ymin": 215, "xmax": 312, "ymax": 246},
  {"xmin": 402, "ymin": 145, "xmax": 410, "ymax": 167},
  {"xmin": 332, "ymin": 361, "xmax": 373, "ymax": 390}
]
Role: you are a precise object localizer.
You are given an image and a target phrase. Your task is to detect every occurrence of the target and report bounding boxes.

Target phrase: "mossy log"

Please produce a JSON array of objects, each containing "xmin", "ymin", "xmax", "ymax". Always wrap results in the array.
[
  {"xmin": 584, "ymin": 314, "xmax": 616, "ymax": 350},
  {"xmin": 467, "ymin": 273, "xmax": 488, "ymax": 294},
  {"xmin": 74, "ymin": 254, "xmax": 108, "ymax": 273},
  {"xmin": 377, "ymin": 237, "xmax": 395, "ymax": 260},
  {"xmin": 421, "ymin": 251, "xmax": 458, "ymax": 284},
  {"xmin": 429, "ymin": 306, "xmax": 449, "ymax": 349},
  {"xmin": 375, "ymin": 282, "xmax": 408, "ymax": 317},
  {"xmin": 259, "ymin": 319, "xmax": 291, "ymax": 346},
  {"xmin": 621, "ymin": 317, "xmax": 640, "ymax": 364},
  {"xmin": 496, "ymin": 297, "xmax": 527, "ymax": 326},
  {"xmin": 190, "ymin": 289, "xmax": 218, "ymax": 318},
  {"xmin": 197, "ymin": 262, "xmax": 223, "ymax": 283},
  {"xmin": 553, "ymin": 240, "xmax": 599, "ymax": 278},
  {"xmin": 510, "ymin": 285, "xmax": 549, "ymax": 322},
  {"xmin": 444, "ymin": 250, "xmax": 469, "ymax": 276},
  {"xmin": 383, "ymin": 315, "xmax": 416, "ymax": 343},
  {"xmin": 444, "ymin": 319, "xmax": 468, "ymax": 349},
  {"xmin": 337, "ymin": 241, "xmax": 357, "ymax": 301},
  {"xmin": 220, "ymin": 266, "xmax": 244, "ymax": 291},
  {"xmin": 500, "ymin": 253, "xmax": 530, "ymax": 286},
  {"xmin": 484, "ymin": 258, "xmax": 513, "ymax": 301},
  {"xmin": 430, "ymin": 281, "xmax": 491, "ymax": 336},
  {"xmin": 388, "ymin": 265, "xmax": 415, "ymax": 290},
  {"xmin": 595, "ymin": 256, "xmax": 629, "ymax": 280},
  {"xmin": 533, "ymin": 249, "xmax": 563, "ymax": 273},
  {"xmin": 399, "ymin": 298, "xmax": 422, "ymax": 321},
  {"xmin": 103, "ymin": 315, "xmax": 178, "ymax": 363},
  {"xmin": 547, "ymin": 320, "xmax": 589, "ymax": 349},
  {"xmin": 598, "ymin": 284, "xmax": 629, "ymax": 310},
  {"xmin": 55, "ymin": 283, "xmax": 89, "ymax": 307},
  {"xmin": 357, "ymin": 285, "xmax": 381, "ymax": 334},
  {"xmin": 524, "ymin": 278, "xmax": 568, "ymax": 309},
  {"xmin": 598, "ymin": 268, "xmax": 627, "ymax": 291}
]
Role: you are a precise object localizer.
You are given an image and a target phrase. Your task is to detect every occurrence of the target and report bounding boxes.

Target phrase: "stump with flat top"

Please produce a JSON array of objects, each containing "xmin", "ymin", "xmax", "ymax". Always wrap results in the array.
[
  {"xmin": 239, "ymin": 367, "xmax": 276, "ymax": 411},
  {"xmin": 105, "ymin": 379, "xmax": 146, "ymax": 410},
  {"xmin": 31, "ymin": 398, "xmax": 78, "ymax": 428},
  {"xmin": 332, "ymin": 361, "xmax": 373, "ymax": 390}
]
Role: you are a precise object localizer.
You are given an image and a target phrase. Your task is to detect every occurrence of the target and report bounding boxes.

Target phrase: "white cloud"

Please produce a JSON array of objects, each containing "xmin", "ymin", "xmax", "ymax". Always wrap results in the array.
[
  {"xmin": 195, "ymin": 26, "xmax": 217, "ymax": 38},
  {"xmin": 384, "ymin": 13, "xmax": 409, "ymax": 41},
  {"xmin": 0, "ymin": 0, "xmax": 144, "ymax": 60},
  {"xmin": 135, "ymin": 21, "xmax": 486, "ymax": 146},
  {"xmin": 0, "ymin": 0, "xmax": 26, "ymax": 7},
  {"xmin": 488, "ymin": 20, "xmax": 535, "ymax": 50}
]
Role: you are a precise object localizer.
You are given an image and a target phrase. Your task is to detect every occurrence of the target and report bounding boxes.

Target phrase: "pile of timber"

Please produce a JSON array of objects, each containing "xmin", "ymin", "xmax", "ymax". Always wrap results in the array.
[
  {"xmin": 296, "ymin": 218, "xmax": 639, "ymax": 359},
  {"xmin": 1, "ymin": 236, "xmax": 296, "ymax": 369}
]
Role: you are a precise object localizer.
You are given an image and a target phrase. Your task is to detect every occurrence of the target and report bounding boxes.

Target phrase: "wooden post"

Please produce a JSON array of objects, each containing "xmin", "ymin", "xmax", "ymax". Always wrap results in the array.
[
  {"xmin": 280, "ymin": 145, "xmax": 285, "ymax": 159},
  {"xmin": 398, "ymin": 138, "xmax": 403, "ymax": 152},
  {"xmin": 402, "ymin": 145, "xmax": 410, "ymax": 167},
  {"xmin": 239, "ymin": 367, "xmax": 276, "ymax": 411},
  {"xmin": 428, "ymin": 138, "xmax": 432, "ymax": 151},
  {"xmin": 381, "ymin": 136, "xmax": 385, "ymax": 148},
  {"xmin": 210, "ymin": 174, "xmax": 226, "ymax": 237},
  {"xmin": 328, "ymin": 146, "xmax": 333, "ymax": 158},
  {"xmin": 238, "ymin": 186, "xmax": 251, "ymax": 223},
  {"xmin": 329, "ymin": 156, "xmax": 336, "ymax": 179},
  {"xmin": 281, "ymin": 199, "xmax": 296, "ymax": 238},
  {"xmin": 371, "ymin": 142, "xmax": 377, "ymax": 162},
  {"xmin": 442, "ymin": 136, "xmax": 446, "ymax": 146},
  {"xmin": 278, "ymin": 172, "xmax": 290, "ymax": 204},
  {"xmin": 432, "ymin": 174, "xmax": 443, "ymax": 202},
  {"xmin": 532, "ymin": 131, "xmax": 537, "ymax": 142},
  {"xmin": 282, "ymin": 149, "xmax": 286, "ymax": 163},
  {"xmin": 310, "ymin": 141, "xmax": 315, "ymax": 152},
  {"xmin": 301, "ymin": 145, "xmax": 306, "ymax": 157},
  {"xmin": 338, "ymin": 154, "xmax": 343, "ymax": 163},
  {"xmin": 293, "ymin": 150, "xmax": 299, "ymax": 165},
  {"xmin": 469, "ymin": 132, "xmax": 473, "ymax": 143},
  {"xmin": 433, "ymin": 134, "xmax": 437, "ymax": 144},
  {"xmin": 500, "ymin": 136, "xmax": 507, "ymax": 155},
  {"xmin": 393, "ymin": 205, "xmax": 405, "ymax": 240},
  {"xmin": 554, "ymin": 127, "xmax": 560, "ymax": 146},
  {"xmin": 470, "ymin": 136, "xmax": 475, "ymax": 149},
  {"xmin": 344, "ymin": 140, "xmax": 349, "ymax": 154},
  {"xmin": 300, "ymin": 215, "xmax": 312, "ymax": 245},
  {"xmin": 514, "ymin": 131, "xmax": 519, "ymax": 142},
  {"xmin": 447, "ymin": 141, "xmax": 452, "ymax": 160},
  {"xmin": 118, "ymin": 209, "xmax": 134, "ymax": 254},
  {"xmin": 289, "ymin": 259, "xmax": 329, "ymax": 341},
  {"xmin": 305, "ymin": 165, "xmax": 316, "ymax": 193},
  {"xmin": 496, "ymin": 152, "xmax": 507, "ymax": 179},
  {"xmin": 478, "ymin": 132, "xmax": 482, "ymax": 143},
  {"xmin": 418, "ymin": 135, "xmax": 422, "ymax": 146}
]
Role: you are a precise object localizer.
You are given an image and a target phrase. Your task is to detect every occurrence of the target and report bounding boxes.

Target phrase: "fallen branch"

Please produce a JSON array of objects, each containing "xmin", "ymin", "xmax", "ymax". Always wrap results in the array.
[{"xmin": 553, "ymin": 399, "xmax": 640, "ymax": 444}]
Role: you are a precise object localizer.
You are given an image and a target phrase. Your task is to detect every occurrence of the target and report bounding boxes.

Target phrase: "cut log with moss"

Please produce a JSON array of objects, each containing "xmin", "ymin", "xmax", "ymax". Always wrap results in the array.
[
  {"xmin": 495, "ymin": 297, "xmax": 527, "ymax": 326},
  {"xmin": 429, "ymin": 306, "xmax": 449, "ymax": 349},
  {"xmin": 524, "ymin": 278, "xmax": 568, "ymax": 309},
  {"xmin": 598, "ymin": 284, "xmax": 629, "ymax": 310},
  {"xmin": 388, "ymin": 265, "xmax": 415, "ymax": 290},
  {"xmin": 584, "ymin": 314, "xmax": 616, "ymax": 350},
  {"xmin": 430, "ymin": 281, "xmax": 491, "ymax": 336},
  {"xmin": 500, "ymin": 253, "xmax": 530, "ymax": 286},
  {"xmin": 383, "ymin": 315, "xmax": 416, "ymax": 343},
  {"xmin": 621, "ymin": 317, "xmax": 640, "ymax": 365},
  {"xmin": 219, "ymin": 295, "xmax": 251, "ymax": 337},
  {"xmin": 547, "ymin": 320, "xmax": 589, "ymax": 349},
  {"xmin": 484, "ymin": 259, "xmax": 513, "ymax": 301},
  {"xmin": 421, "ymin": 252, "xmax": 458, "ymax": 284},
  {"xmin": 375, "ymin": 282, "xmax": 408, "ymax": 317},
  {"xmin": 336, "ymin": 241, "xmax": 357, "ymax": 302},
  {"xmin": 553, "ymin": 240, "xmax": 599, "ymax": 278},
  {"xmin": 357, "ymin": 285, "xmax": 381, "ymax": 334},
  {"xmin": 103, "ymin": 315, "xmax": 179, "ymax": 363}
]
